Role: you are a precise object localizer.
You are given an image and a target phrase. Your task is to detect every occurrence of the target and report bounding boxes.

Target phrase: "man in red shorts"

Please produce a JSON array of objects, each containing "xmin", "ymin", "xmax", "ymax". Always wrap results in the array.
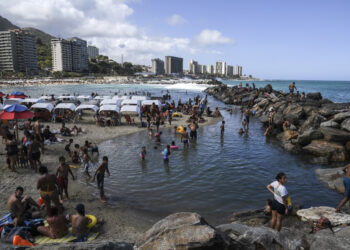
[{"xmin": 56, "ymin": 156, "xmax": 75, "ymax": 200}]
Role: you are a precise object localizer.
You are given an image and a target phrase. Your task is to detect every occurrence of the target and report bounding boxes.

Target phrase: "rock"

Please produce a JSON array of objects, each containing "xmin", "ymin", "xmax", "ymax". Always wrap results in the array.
[
  {"xmin": 320, "ymin": 120, "xmax": 340, "ymax": 129},
  {"xmin": 320, "ymin": 127, "xmax": 350, "ymax": 144},
  {"xmin": 297, "ymin": 206, "xmax": 350, "ymax": 226},
  {"xmin": 303, "ymin": 140, "xmax": 347, "ymax": 162},
  {"xmin": 217, "ymin": 223, "xmax": 307, "ymax": 250},
  {"xmin": 283, "ymin": 141, "xmax": 299, "ymax": 153},
  {"xmin": 299, "ymin": 112, "xmax": 326, "ymax": 133},
  {"xmin": 315, "ymin": 167, "xmax": 345, "ymax": 194},
  {"xmin": 272, "ymin": 111, "xmax": 284, "ymax": 126},
  {"xmin": 318, "ymin": 107, "xmax": 336, "ymax": 118},
  {"xmin": 306, "ymin": 92, "xmax": 322, "ymax": 100},
  {"xmin": 25, "ymin": 241, "xmax": 134, "ymax": 250},
  {"xmin": 346, "ymin": 141, "xmax": 350, "ymax": 151},
  {"xmin": 341, "ymin": 118, "xmax": 350, "ymax": 132},
  {"xmin": 333, "ymin": 111, "xmax": 350, "ymax": 123},
  {"xmin": 135, "ymin": 212, "xmax": 232, "ymax": 250},
  {"xmin": 257, "ymin": 99, "xmax": 269, "ymax": 108},
  {"xmin": 296, "ymin": 129, "xmax": 324, "ymax": 146},
  {"xmin": 283, "ymin": 105, "xmax": 305, "ymax": 125},
  {"xmin": 260, "ymin": 114, "xmax": 269, "ymax": 124},
  {"xmin": 310, "ymin": 231, "xmax": 350, "ymax": 250},
  {"xmin": 310, "ymin": 156, "xmax": 329, "ymax": 165}
]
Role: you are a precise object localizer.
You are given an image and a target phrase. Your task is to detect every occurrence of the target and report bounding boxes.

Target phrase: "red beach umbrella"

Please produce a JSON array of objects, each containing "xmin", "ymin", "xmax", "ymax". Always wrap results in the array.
[{"xmin": 7, "ymin": 91, "xmax": 27, "ymax": 99}]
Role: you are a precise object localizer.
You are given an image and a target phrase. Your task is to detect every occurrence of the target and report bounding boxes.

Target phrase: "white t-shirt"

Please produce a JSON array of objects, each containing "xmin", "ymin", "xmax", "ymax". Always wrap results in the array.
[{"xmin": 270, "ymin": 181, "xmax": 288, "ymax": 204}]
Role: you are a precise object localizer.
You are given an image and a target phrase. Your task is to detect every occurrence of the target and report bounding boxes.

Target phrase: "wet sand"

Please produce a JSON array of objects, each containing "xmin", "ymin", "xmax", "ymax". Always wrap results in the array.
[{"xmin": 0, "ymin": 114, "xmax": 220, "ymax": 244}]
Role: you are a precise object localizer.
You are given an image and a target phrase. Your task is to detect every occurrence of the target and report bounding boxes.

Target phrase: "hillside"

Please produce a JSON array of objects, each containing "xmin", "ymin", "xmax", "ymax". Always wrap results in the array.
[
  {"xmin": 22, "ymin": 27, "xmax": 54, "ymax": 46},
  {"xmin": 0, "ymin": 16, "xmax": 19, "ymax": 31}
]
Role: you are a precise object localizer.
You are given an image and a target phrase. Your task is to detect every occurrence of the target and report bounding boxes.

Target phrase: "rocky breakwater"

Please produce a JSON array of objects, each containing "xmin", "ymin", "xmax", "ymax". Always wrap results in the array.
[{"xmin": 205, "ymin": 83, "xmax": 350, "ymax": 165}]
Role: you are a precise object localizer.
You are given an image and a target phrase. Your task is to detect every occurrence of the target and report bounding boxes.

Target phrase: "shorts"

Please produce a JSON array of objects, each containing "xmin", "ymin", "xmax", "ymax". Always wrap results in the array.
[
  {"xmin": 84, "ymin": 163, "xmax": 89, "ymax": 173},
  {"xmin": 92, "ymin": 147, "xmax": 99, "ymax": 153},
  {"xmin": 97, "ymin": 173, "xmax": 104, "ymax": 189},
  {"xmin": 183, "ymin": 139, "xmax": 188, "ymax": 144},
  {"xmin": 31, "ymin": 151, "xmax": 41, "ymax": 161},
  {"xmin": 289, "ymin": 89, "xmax": 294, "ymax": 93},
  {"xmin": 245, "ymin": 116, "xmax": 250, "ymax": 123},
  {"xmin": 190, "ymin": 131, "xmax": 197, "ymax": 139},
  {"xmin": 343, "ymin": 176, "xmax": 350, "ymax": 198},
  {"xmin": 271, "ymin": 200, "xmax": 286, "ymax": 215},
  {"xmin": 58, "ymin": 177, "xmax": 68, "ymax": 189}
]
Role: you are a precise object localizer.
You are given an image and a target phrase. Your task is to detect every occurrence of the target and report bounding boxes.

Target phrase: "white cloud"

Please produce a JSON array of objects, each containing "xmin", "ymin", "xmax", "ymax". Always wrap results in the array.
[
  {"xmin": 195, "ymin": 29, "xmax": 234, "ymax": 46},
  {"xmin": 167, "ymin": 14, "xmax": 187, "ymax": 26},
  {"xmin": 0, "ymin": 0, "xmax": 234, "ymax": 65}
]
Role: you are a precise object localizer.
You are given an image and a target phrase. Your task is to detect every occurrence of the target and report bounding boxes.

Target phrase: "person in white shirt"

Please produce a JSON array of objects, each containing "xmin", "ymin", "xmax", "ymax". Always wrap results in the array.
[{"xmin": 266, "ymin": 172, "xmax": 288, "ymax": 231}]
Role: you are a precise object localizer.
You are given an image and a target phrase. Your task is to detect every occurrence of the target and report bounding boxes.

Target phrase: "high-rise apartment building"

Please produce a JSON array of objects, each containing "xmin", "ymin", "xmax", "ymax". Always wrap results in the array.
[
  {"xmin": 165, "ymin": 56, "xmax": 183, "ymax": 74},
  {"xmin": 51, "ymin": 38, "xmax": 72, "ymax": 72},
  {"xmin": 0, "ymin": 29, "xmax": 38, "ymax": 74},
  {"xmin": 200, "ymin": 65, "xmax": 207, "ymax": 74},
  {"xmin": 234, "ymin": 65, "xmax": 242, "ymax": 76},
  {"xmin": 69, "ymin": 37, "xmax": 88, "ymax": 72},
  {"xmin": 87, "ymin": 45, "xmax": 99, "ymax": 59},
  {"xmin": 207, "ymin": 64, "xmax": 214, "ymax": 74},
  {"xmin": 226, "ymin": 65, "xmax": 233, "ymax": 76},
  {"xmin": 188, "ymin": 59, "xmax": 199, "ymax": 74},
  {"xmin": 215, "ymin": 61, "xmax": 226, "ymax": 75},
  {"xmin": 151, "ymin": 58, "xmax": 165, "ymax": 75}
]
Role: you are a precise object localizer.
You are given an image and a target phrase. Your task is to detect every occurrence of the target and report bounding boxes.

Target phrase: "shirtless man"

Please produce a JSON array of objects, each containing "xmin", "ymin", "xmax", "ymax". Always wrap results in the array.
[
  {"xmin": 289, "ymin": 82, "xmax": 297, "ymax": 96},
  {"xmin": 92, "ymin": 156, "xmax": 110, "ymax": 202},
  {"xmin": 37, "ymin": 166, "xmax": 62, "ymax": 213},
  {"xmin": 69, "ymin": 204, "xmax": 90, "ymax": 241},
  {"xmin": 7, "ymin": 186, "xmax": 41, "ymax": 226},
  {"xmin": 56, "ymin": 156, "xmax": 75, "ymax": 200},
  {"xmin": 28, "ymin": 135, "xmax": 41, "ymax": 172},
  {"xmin": 82, "ymin": 148, "xmax": 91, "ymax": 179},
  {"xmin": 181, "ymin": 127, "xmax": 189, "ymax": 148},
  {"xmin": 213, "ymin": 107, "xmax": 221, "ymax": 117},
  {"xmin": 37, "ymin": 207, "xmax": 68, "ymax": 239},
  {"xmin": 188, "ymin": 121, "xmax": 199, "ymax": 140},
  {"xmin": 336, "ymin": 164, "xmax": 350, "ymax": 212}
]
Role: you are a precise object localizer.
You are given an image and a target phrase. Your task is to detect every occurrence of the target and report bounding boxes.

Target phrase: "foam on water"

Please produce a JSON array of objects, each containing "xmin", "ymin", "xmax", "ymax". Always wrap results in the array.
[{"xmin": 165, "ymin": 82, "xmax": 210, "ymax": 91}]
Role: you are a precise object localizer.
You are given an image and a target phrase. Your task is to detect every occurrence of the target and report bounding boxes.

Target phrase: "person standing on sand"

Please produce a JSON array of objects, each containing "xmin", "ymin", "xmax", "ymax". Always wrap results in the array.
[
  {"xmin": 37, "ymin": 166, "xmax": 63, "ymax": 213},
  {"xmin": 266, "ymin": 172, "xmax": 289, "ymax": 232},
  {"xmin": 92, "ymin": 156, "xmax": 110, "ymax": 202},
  {"xmin": 82, "ymin": 148, "xmax": 91, "ymax": 179},
  {"xmin": 56, "ymin": 156, "xmax": 75, "ymax": 200},
  {"xmin": 336, "ymin": 164, "xmax": 350, "ymax": 212}
]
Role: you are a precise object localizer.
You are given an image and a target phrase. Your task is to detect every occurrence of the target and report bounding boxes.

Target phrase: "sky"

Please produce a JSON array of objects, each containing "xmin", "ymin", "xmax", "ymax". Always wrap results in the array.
[{"xmin": 0, "ymin": 0, "xmax": 349, "ymax": 80}]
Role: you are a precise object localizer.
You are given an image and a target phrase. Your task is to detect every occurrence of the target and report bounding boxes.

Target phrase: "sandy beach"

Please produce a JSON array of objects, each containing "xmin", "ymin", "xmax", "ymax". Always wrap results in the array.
[{"xmin": 0, "ymin": 114, "xmax": 220, "ymax": 245}]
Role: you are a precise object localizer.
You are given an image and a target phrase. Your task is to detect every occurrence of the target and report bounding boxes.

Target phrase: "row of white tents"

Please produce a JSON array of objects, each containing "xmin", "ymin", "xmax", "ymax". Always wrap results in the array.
[{"xmin": 1, "ymin": 96, "xmax": 162, "ymax": 116}]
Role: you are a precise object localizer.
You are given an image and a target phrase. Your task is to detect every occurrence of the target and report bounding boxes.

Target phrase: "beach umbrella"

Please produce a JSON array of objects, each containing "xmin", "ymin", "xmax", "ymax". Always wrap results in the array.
[
  {"xmin": 0, "ymin": 104, "xmax": 34, "ymax": 141},
  {"xmin": 0, "ymin": 92, "xmax": 5, "ymax": 97},
  {"xmin": 7, "ymin": 91, "xmax": 27, "ymax": 99}
]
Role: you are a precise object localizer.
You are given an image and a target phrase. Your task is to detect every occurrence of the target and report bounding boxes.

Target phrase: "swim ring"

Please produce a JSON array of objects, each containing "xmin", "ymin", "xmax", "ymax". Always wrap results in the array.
[
  {"xmin": 176, "ymin": 126, "xmax": 184, "ymax": 133},
  {"xmin": 172, "ymin": 112, "xmax": 182, "ymax": 117},
  {"xmin": 170, "ymin": 145, "xmax": 178, "ymax": 149},
  {"xmin": 86, "ymin": 214, "xmax": 97, "ymax": 228}
]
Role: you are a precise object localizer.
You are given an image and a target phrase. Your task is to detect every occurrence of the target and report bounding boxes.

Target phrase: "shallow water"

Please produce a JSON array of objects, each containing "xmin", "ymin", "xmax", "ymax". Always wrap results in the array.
[{"xmin": 3, "ymin": 80, "xmax": 348, "ymax": 224}]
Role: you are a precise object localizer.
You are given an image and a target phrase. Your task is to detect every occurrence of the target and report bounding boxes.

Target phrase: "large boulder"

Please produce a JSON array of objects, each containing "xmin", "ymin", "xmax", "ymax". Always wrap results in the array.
[
  {"xmin": 320, "ymin": 127, "xmax": 350, "ymax": 144},
  {"xmin": 297, "ymin": 206, "xmax": 350, "ymax": 226},
  {"xmin": 318, "ymin": 107, "xmax": 336, "ymax": 118},
  {"xmin": 309, "ymin": 231, "xmax": 350, "ymax": 250},
  {"xmin": 260, "ymin": 114, "xmax": 269, "ymax": 124},
  {"xmin": 306, "ymin": 92, "xmax": 322, "ymax": 101},
  {"xmin": 283, "ymin": 105, "xmax": 305, "ymax": 125},
  {"xmin": 272, "ymin": 111, "xmax": 284, "ymax": 126},
  {"xmin": 320, "ymin": 120, "xmax": 340, "ymax": 129},
  {"xmin": 303, "ymin": 140, "xmax": 347, "ymax": 162},
  {"xmin": 296, "ymin": 129, "xmax": 324, "ymax": 146},
  {"xmin": 333, "ymin": 111, "xmax": 350, "ymax": 123},
  {"xmin": 299, "ymin": 112, "xmax": 326, "ymax": 133},
  {"xmin": 341, "ymin": 118, "xmax": 350, "ymax": 132},
  {"xmin": 257, "ymin": 99, "xmax": 269, "ymax": 109},
  {"xmin": 135, "ymin": 212, "xmax": 232, "ymax": 250},
  {"xmin": 315, "ymin": 167, "xmax": 345, "ymax": 194},
  {"xmin": 28, "ymin": 241, "xmax": 134, "ymax": 250}
]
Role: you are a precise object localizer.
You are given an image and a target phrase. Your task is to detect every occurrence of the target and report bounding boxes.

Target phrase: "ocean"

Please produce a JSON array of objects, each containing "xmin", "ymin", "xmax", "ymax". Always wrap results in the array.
[{"xmin": 2, "ymin": 79, "xmax": 349, "ymax": 225}]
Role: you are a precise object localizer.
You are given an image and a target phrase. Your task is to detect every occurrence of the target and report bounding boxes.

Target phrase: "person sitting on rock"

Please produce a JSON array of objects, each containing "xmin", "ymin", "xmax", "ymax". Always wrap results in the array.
[{"xmin": 336, "ymin": 164, "xmax": 350, "ymax": 212}]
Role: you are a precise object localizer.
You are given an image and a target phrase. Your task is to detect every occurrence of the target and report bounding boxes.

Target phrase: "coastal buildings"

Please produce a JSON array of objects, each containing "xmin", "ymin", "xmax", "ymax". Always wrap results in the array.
[
  {"xmin": 200, "ymin": 65, "xmax": 207, "ymax": 74},
  {"xmin": 234, "ymin": 65, "xmax": 243, "ymax": 76},
  {"xmin": 151, "ymin": 58, "xmax": 165, "ymax": 75},
  {"xmin": 207, "ymin": 65, "xmax": 214, "ymax": 74},
  {"xmin": 165, "ymin": 56, "xmax": 183, "ymax": 74},
  {"xmin": 51, "ymin": 37, "xmax": 88, "ymax": 72},
  {"xmin": 87, "ymin": 45, "xmax": 99, "ymax": 59},
  {"xmin": 0, "ymin": 29, "xmax": 38, "ymax": 74},
  {"xmin": 226, "ymin": 65, "xmax": 233, "ymax": 76},
  {"xmin": 215, "ymin": 61, "xmax": 226, "ymax": 75},
  {"xmin": 188, "ymin": 59, "xmax": 199, "ymax": 74}
]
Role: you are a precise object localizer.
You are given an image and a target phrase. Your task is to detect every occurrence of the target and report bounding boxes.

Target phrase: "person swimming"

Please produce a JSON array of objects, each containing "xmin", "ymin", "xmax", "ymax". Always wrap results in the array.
[
  {"xmin": 140, "ymin": 146, "xmax": 146, "ymax": 160},
  {"xmin": 238, "ymin": 128, "xmax": 244, "ymax": 135},
  {"xmin": 170, "ymin": 141, "xmax": 178, "ymax": 149},
  {"xmin": 162, "ymin": 145, "xmax": 171, "ymax": 161}
]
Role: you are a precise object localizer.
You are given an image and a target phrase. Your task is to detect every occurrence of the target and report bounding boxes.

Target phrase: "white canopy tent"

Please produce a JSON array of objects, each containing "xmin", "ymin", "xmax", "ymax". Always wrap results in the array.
[
  {"xmin": 120, "ymin": 105, "xmax": 140, "ymax": 115},
  {"xmin": 75, "ymin": 104, "xmax": 99, "ymax": 112},
  {"xmin": 31, "ymin": 103, "xmax": 54, "ymax": 112},
  {"xmin": 3, "ymin": 99, "xmax": 22, "ymax": 106},
  {"xmin": 57, "ymin": 96, "xmax": 77, "ymax": 101},
  {"xmin": 141, "ymin": 100, "xmax": 162, "ymax": 107},
  {"xmin": 76, "ymin": 95, "xmax": 92, "ymax": 102},
  {"xmin": 121, "ymin": 99, "xmax": 141, "ymax": 106},
  {"xmin": 54, "ymin": 103, "xmax": 76, "ymax": 111},
  {"xmin": 131, "ymin": 95, "xmax": 149, "ymax": 101},
  {"xmin": 100, "ymin": 99, "xmax": 122, "ymax": 106},
  {"xmin": 38, "ymin": 95, "xmax": 56, "ymax": 101},
  {"xmin": 99, "ymin": 105, "xmax": 120, "ymax": 113},
  {"xmin": 21, "ymin": 98, "xmax": 42, "ymax": 104},
  {"xmin": 93, "ymin": 96, "xmax": 112, "ymax": 100}
]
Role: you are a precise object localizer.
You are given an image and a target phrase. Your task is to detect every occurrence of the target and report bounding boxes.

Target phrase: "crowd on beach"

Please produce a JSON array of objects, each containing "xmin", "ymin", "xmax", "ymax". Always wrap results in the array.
[{"xmin": 1, "ymin": 83, "xmax": 350, "ymax": 247}]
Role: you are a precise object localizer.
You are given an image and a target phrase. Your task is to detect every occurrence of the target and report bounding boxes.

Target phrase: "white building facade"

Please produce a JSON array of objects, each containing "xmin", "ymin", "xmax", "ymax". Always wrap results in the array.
[{"xmin": 215, "ymin": 61, "xmax": 226, "ymax": 75}]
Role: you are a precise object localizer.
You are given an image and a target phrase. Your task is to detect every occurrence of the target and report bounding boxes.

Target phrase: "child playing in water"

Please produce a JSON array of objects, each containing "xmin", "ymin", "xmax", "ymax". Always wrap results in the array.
[
  {"xmin": 181, "ymin": 127, "xmax": 189, "ymax": 148},
  {"xmin": 220, "ymin": 121, "xmax": 225, "ymax": 137},
  {"xmin": 174, "ymin": 126, "xmax": 178, "ymax": 135},
  {"xmin": 170, "ymin": 141, "xmax": 178, "ymax": 150},
  {"xmin": 238, "ymin": 128, "xmax": 244, "ymax": 135},
  {"xmin": 148, "ymin": 128, "xmax": 153, "ymax": 137},
  {"xmin": 140, "ymin": 146, "xmax": 146, "ymax": 160},
  {"xmin": 162, "ymin": 145, "xmax": 171, "ymax": 162},
  {"xmin": 155, "ymin": 131, "xmax": 162, "ymax": 144}
]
